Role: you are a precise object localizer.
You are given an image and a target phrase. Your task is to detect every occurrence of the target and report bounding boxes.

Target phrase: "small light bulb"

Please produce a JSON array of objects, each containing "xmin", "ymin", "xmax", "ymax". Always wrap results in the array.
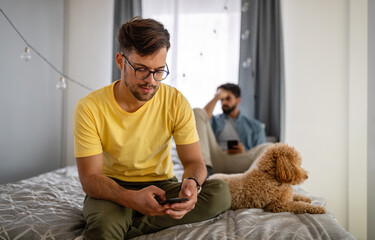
[
  {"xmin": 242, "ymin": 58, "xmax": 252, "ymax": 68},
  {"xmin": 241, "ymin": 30, "xmax": 250, "ymax": 40},
  {"xmin": 21, "ymin": 47, "xmax": 31, "ymax": 62},
  {"xmin": 56, "ymin": 76, "xmax": 67, "ymax": 90},
  {"xmin": 241, "ymin": 2, "xmax": 249, "ymax": 12}
]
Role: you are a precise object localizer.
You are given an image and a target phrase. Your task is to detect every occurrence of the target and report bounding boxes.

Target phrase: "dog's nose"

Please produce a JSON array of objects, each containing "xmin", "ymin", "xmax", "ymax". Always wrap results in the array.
[{"xmin": 305, "ymin": 175, "xmax": 308, "ymax": 179}]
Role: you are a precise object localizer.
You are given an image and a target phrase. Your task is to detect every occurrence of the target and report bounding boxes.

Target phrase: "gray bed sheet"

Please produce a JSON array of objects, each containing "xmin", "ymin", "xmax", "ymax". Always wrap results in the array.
[
  {"xmin": 0, "ymin": 165, "xmax": 84, "ymax": 239},
  {"xmin": 0, "ymin": 153, "xmax": 355, "ymax": 240}
]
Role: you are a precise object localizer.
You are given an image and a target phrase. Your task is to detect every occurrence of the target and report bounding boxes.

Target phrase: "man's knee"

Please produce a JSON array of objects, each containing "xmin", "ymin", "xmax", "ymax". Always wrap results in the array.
[
  {"xmin": 83, "ymin": 197, "xmax": 131, "ymax": 240},
  {"xmin": 200, "ymin": 179, "xmax": 231, "ymax": 216},
  {"xmin": 84, "ymin": 213, "xmax": 124, "ymax": 239}
]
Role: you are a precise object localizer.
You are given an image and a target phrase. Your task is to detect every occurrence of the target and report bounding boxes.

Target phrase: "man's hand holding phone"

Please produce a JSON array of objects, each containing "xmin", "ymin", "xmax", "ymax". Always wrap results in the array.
[
  {"xmin": 126, "ymin": 186, "xmax": 169, "ymax": 216},
  {"xmin": 160, "ymin": 178, "xmax": 199, "ymax": 219},
  {"xmin": 227, "ymin": 140, "xmax": 245, "ymax": 155}
]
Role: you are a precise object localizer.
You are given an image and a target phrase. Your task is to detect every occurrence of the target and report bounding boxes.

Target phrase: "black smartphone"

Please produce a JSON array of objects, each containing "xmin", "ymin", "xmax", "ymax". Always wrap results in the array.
[
  {"xmin": 227, "ymin": 140, "xmax": 238, "ymax": 149},
  {"xmin": 159, "ymin": 198, "xmax": 190, "ymax": 205}
]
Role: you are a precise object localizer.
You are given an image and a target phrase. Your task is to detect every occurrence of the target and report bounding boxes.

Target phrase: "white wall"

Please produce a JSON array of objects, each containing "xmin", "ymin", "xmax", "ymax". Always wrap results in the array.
[
  {"xmin": 367, "ymin": 1, "xmax": 375, "ymax": 239},
  {"xmin": 281, "ymin": 0, "xmax": 367, "ymax": 239},
  {"xmin": 347, "ymin": 0, "xmax": 367, "ymax": 238},
  {"xmin": 63, "ymin": 0, "xmax": 114, "ymax": 166},
  {"xmin": 0, "ymin": 0, "xmax": 64, "ymax": 183}
]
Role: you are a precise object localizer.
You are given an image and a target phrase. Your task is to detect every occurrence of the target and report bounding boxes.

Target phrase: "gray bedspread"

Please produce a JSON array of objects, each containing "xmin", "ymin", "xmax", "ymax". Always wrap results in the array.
[
  {"xmin": 0, "ymin": 166, "xmax": 85, "ymax": 239},
  {"xmin": 0, "ymin": 163, "xmax": 355, "ymax": 240}
]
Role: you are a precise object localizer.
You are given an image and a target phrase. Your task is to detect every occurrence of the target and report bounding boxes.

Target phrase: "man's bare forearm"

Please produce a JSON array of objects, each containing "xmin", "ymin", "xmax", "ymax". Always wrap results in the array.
[
  {"xmin": 177, "ymin": 142, "xmax": 207, "ymax": 186},
  {"xmin": 80, "ymin": 174, "xmax": 133, "ymax": 207},
  {"xmin": 181, "ymin": 161, "xmax": 207, "ymax": 186},
  {"xmin": 203, "ymin": 94, "xmax": 220, "ymax": 119}
]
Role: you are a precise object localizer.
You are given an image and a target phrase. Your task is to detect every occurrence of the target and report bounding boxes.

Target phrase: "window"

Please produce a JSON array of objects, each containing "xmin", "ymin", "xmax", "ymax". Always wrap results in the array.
[{"xmin": 142, "ymin": 0, "xmax": 241, "ymax": 115}]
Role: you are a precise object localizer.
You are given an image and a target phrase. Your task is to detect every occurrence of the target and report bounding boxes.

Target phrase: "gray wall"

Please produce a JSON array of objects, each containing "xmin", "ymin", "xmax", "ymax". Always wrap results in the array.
[
  {"xmin": 368, "ymin": 0, "xmax": 375, "ymax": 238},
  {"xmin": 0, "ymin": 0, "xmax": 64, "ymax": 183}
]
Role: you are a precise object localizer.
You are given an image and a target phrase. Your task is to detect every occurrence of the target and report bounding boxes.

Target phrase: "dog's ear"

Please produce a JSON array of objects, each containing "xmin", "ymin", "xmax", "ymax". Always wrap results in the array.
[{"xmin": 275, "ymin": 155, "xmax": 295, "ymax": 183}]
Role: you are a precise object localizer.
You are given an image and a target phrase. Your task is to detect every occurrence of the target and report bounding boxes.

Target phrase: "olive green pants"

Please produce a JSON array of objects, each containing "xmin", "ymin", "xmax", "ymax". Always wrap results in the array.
[{"xmin": 83, "ymin": 177, "xmax": 231, "ymax": 240}]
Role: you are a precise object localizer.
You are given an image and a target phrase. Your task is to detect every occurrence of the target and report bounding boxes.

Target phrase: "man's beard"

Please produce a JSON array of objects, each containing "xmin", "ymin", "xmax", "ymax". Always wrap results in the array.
[
  {"xmin": 222, "ymin": 104, "xmax": 237, "ymax": 115},
  {"xmin": 124, "ymin": 78, "xmax": 159, "ymax": 101}
]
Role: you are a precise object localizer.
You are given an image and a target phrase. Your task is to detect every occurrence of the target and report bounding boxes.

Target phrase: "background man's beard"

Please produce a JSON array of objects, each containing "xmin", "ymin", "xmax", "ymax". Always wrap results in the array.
[
  {"xmin": 222, "ymin": 104, "xmax": 236, "ymax": 114},
  {"xmin": 124, "ymin": 79, "xmax": 158, "ymax": 101}
]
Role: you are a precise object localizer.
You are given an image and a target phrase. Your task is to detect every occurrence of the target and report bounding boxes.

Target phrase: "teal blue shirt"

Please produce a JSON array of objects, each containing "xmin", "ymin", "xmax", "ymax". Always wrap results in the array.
[{"xmin": 210, "ymin": 112, "xmax": 266, "ymax": 151}]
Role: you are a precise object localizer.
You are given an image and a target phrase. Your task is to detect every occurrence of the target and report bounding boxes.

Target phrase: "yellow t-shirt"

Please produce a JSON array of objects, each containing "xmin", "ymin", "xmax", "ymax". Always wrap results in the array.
[{"xmin": 73, "ymin": 81, "xmax": 199, "ymax": 182}]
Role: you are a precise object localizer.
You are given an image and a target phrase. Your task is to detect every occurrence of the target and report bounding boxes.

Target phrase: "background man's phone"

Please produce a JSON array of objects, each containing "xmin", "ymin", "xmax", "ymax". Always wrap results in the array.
[{"xmin": 227, "ymin": 140, "xmax": 239, "ymax": 149}]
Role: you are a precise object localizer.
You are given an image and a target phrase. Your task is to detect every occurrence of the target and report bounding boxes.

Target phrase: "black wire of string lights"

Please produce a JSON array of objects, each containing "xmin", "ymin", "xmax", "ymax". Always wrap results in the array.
[
  {"xmin": 0, "ymin": 8, "xmax": 94, "ymax": 92},
  {"xmin": 2, "ymin": 2, "xmax": 250, "ymax": 91}
]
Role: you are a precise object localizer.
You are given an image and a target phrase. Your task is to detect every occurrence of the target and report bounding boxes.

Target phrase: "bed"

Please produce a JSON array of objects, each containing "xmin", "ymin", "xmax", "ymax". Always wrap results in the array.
[{"xmin": 0, "ymin": 144, "xmax": 356, "ymax": 240}]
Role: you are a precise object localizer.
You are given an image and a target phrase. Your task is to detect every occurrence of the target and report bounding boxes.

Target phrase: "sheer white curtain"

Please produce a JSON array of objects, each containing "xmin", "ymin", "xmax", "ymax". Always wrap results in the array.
[{"xmin": 142, "ymin": 0, "xmax": 241, "ymax": 115}]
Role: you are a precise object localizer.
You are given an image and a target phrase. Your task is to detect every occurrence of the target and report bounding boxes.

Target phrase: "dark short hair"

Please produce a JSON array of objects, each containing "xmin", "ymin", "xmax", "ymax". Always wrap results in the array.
[
  {"xmin": 217, "ymin": 83, "xmax": 241, "ymax": 98},
  {"xmin": 117, "ymin": 16, "xmax": 170, "ymax": 56}
]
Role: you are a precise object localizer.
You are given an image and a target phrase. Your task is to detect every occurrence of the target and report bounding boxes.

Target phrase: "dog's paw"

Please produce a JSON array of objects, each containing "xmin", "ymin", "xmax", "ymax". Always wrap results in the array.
[
  {"xmin": 293, "ymin": 194, "xmax": 312, "ymax": 203},
  {"xmin": 309, "ymin": 205, "xmax": 326, "ymax": 214}
]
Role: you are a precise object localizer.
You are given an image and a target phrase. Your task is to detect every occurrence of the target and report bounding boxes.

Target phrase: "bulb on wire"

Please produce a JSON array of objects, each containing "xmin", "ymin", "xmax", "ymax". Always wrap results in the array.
[
  {"xmin": 56, "ymin": 76, "xmax": 67, "ymax": 90},
  {"xmin": 242, "ymin": 2, "xmax": 249, "ymax": 12},
  {"xmin": 241, "ymin": 30, "xmax": 250, "ymax": 40},
  {"xmin": 20, "ymin": 46, "xmax": 31, "ymax": 62},
  {"xmin": 242, "ymin": 58, "xmax": 252, "ymax": 68}
]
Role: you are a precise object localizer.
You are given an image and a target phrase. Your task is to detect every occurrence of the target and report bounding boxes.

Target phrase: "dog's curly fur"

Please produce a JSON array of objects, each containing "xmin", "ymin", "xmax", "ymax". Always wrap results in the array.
[{"xmin": 209, "ymin": 143, "xmax": 326, "ymax": 214}]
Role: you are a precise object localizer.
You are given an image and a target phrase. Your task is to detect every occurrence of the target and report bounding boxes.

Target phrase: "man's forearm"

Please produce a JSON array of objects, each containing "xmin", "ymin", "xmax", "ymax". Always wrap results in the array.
[
  {"xmin": 81, "ymin": 174, "xmax": 133, "ymax": 207},
  {"xmin": 181, "ymin": 161, "xmax": 207, "ymax": 186},
  {"xmin": 203, "ymin": 95, "xmax": 220, "ymax": 119}
]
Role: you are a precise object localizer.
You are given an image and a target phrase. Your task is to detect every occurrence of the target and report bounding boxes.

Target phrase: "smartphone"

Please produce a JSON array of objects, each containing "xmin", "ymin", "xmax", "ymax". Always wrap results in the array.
[
  {"xmin": 227, "ymin": 140, "xmax": 238, "ymax": 149},
  {"xmin": 159, "ymin": 198, "xmax": 190, "ymax": 205}
]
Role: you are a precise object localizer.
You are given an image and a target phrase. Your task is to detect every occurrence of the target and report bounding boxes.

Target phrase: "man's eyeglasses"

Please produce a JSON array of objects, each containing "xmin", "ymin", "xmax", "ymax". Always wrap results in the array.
[{"xmin": 121, "ymin": 53, "xmax": 169, "ymax": 81}]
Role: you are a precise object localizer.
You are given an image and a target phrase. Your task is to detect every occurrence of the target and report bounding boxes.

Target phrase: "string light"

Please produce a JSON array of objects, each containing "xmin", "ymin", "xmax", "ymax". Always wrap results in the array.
[
  {"xmin": 242, "ymin": 58, "xmax": 252, "ymax": 69},
  {"xmin": 56, "ymin": 76, "xmax": 67, "ymax": 90},
  {"xmin": 20, "ymin": 46, "xmax": 31, "ymax": 62},
  {"xmin": 0, "ymin": 8, "xmax": 93, "ymax": 92},
  {"xmin": 241, "ymin": 2, "xmax": 249, "ymax": 12},
  {"xmin": 241, "ymin": 2, "xmax": 251, "ymax": 69},
  {"xmin": 4, "ymin": 1, "xmax": 248, "ymax": 88},
  {"xmin": 241, "ymin": 29, "xmax": 250, "ymax": 40},
  {"xmin": 4, "ymin": 3, "xmax": 250, "ymax": 91}
]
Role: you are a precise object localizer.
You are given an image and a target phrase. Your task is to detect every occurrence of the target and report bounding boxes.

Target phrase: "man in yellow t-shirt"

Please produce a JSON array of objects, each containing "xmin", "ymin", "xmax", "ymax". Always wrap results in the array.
[{"xmin": 73, "ymin": 17, "xmax": 231, "ymax": 240}]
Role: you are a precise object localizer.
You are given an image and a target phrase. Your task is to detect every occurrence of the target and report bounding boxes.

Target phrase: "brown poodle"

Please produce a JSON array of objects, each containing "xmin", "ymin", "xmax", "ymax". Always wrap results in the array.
[{"xmin": 209, "ymin": 143, "xmax": 326, "ymax": 214}]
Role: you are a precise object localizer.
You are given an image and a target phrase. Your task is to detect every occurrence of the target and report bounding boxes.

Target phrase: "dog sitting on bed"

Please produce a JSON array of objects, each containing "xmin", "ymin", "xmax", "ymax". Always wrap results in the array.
[{"xmin": 209, "ymin": 143, "xmax": 326, "ymax": 214}]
